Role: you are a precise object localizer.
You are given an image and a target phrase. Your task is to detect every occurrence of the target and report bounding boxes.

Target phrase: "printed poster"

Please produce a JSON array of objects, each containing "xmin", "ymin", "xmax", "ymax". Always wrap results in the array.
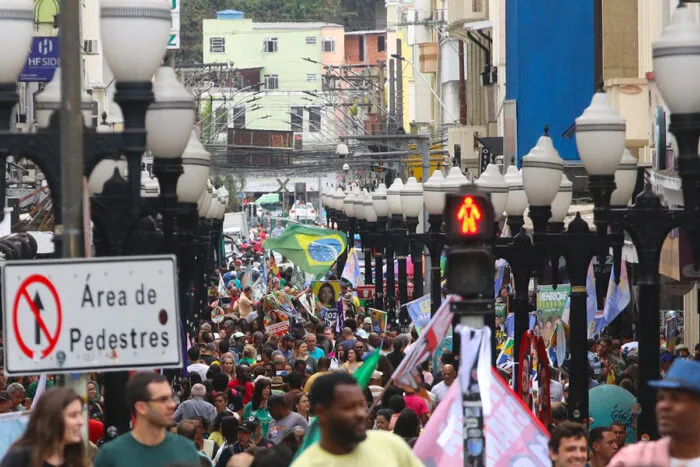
[
  {"xmin": 312, "ymin": 281, "xmax": 342, "ymax": 309},
  {"xmin": 369, "ymin": 308, "xmax": 387, "ymax": 332},
  {"xmin": 536, "ymin": 285, "xmax": 570, "ymax": 348}
]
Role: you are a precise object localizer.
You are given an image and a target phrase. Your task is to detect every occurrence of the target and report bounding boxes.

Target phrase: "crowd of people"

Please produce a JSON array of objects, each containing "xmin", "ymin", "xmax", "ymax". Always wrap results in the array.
[{"xmin": 2, "ymin": 221, "xmax": 700, "ymax": 467}]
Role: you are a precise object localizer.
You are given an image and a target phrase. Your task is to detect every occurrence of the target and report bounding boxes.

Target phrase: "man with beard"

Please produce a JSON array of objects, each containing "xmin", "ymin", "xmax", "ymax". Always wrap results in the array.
[
  {"xmin": 291, "ymin": 373, "xmax": 422, "ymax": 466},
  {"xmin": 609, "ymin": 359, "xmax": 700, "ymax": 467},
  {"xmin": 94, "ymin": 373, "xmax": 200, "ymax": 467}
]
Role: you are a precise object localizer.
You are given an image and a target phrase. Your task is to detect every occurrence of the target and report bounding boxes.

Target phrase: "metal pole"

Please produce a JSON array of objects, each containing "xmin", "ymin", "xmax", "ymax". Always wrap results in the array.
[
  {"xmin": 395, "ymin": 39, "xmax": 404, "ymax": 130},
  {"xmin": 420, "ymin": 138, "xmax": 430, "ymax": 297},
  {"xmin": 374, "ymin": 218, "xmax": 385, "ymax": 309},
  {"xmin": 388, "ymin": 59, "xmax": 396, "ymax": 131},
  {"xmin": 458, "ymin": 40, "xmax": 467, "ymax": 125},
  {"xmin": 59, "ymin": 0, "xmax": 88, "ymax": 435},
  {"xmin": 637, "ymin": 279, "xmax": 661, "ymax": 440}
]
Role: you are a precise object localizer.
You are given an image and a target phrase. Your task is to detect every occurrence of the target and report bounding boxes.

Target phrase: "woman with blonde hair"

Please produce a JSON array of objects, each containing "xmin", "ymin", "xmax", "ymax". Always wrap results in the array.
[
  {"xmin": 0, "ymin": 387, "xmax": 87, "ymax": 467},
  {"xmin": 221, "ymin": 352, "xmax": 236, "ymax": 381}
]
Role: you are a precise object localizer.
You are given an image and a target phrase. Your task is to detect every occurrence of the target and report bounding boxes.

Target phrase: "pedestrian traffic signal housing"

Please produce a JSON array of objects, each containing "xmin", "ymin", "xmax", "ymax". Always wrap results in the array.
[
  {"xmin": 444, "ymin": 191, "xmax": 495, "ymax": 244},
  {"xmin": 444, "ymin": 190, "xmax": 495, "ymax": 298}
]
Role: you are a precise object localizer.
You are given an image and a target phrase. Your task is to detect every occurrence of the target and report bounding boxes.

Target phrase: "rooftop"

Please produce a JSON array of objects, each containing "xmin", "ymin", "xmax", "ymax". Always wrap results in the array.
[
  {"xmin": 344, "ymin": 30, "xmax": 387, "ymax": 36},
  {"xmin": 252, "ymin": 22, "xmax": 343, "ymax": 30}
]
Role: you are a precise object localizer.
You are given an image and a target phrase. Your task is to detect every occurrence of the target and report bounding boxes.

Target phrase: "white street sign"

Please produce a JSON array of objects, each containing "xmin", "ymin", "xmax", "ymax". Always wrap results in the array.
[{"xmin": 2, "ymin": 256, "xmax": 182, "ymax": 375}]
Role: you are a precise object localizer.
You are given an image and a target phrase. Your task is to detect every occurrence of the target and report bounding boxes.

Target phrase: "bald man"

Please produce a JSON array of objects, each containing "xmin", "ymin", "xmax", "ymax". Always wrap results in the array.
[{"xmin": 431, "ymin": 364, "xmax": 456, "ymax": 404}]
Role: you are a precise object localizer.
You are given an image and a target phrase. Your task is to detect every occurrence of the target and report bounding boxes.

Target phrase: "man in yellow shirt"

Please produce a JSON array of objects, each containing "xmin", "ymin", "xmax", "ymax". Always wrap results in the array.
[{"xmin": 292, "ymin": 373, "xmax": 424, "ymax": 467}]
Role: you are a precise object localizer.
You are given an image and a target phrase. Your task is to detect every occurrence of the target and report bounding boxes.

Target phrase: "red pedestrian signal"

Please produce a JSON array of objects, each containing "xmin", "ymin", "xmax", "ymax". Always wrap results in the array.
[
  {"xmin": 457, "ymin": 196, "xmax": 483, "ymax": 235},
  {"xmin": 445, "ymin": 190, "xmax": 495, "ymax": 243}
]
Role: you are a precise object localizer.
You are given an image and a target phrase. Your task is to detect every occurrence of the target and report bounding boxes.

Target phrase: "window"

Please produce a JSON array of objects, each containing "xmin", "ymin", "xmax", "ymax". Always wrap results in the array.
[
  {"xmin": 322, "ymin": 38, "xmax": 335, "ymax": 53},
  {"xmin": 233, "ymin": 106, "xmax": 246, "ymax": 129},
  {"xmin": 264, "ymin": 74, "xmax": 279, "ymax": 90},
  {"xmin": 263, "ymin": 37, "xmax": 278, "ymax": 53},
  {"xmin": 290, "ymin": 106, "xmax": 303, "ymax": 132},
  {"xmin": 306, "ymin": 73, "xmax": 318, "ymax": 81},
  {"xmin": 210, "ymin": 37, "xmax": 225, "ymax": 53},
  {"xmin": 306, "ymin": 36, "xmax": 317, "ymax": 45},
  {"xmin": 309, "ymin": 107, "xmax": 321, "ymax": 133},
  {"xmin": 377, "ymin": 35, "xmax": 386, "ymax": 52},
  {"xmin": 358, "ymin": 37, "xmax": 365, "ymax": 62}
]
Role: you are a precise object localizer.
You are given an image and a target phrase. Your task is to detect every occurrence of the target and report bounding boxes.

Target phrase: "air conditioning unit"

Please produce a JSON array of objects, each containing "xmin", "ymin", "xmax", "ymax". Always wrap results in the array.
[
  {"xmin": 83, "ymin": 40, "xmax": 99, "ymax": 55},
  {"xmin": 448, "ymin": 0, "xmax": 488, "ymax": 27}
]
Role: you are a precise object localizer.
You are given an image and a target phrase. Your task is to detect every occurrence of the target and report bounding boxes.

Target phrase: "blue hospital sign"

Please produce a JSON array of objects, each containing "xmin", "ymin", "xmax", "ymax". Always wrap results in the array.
[{"xmin": 19, "ymin": 37, "xmax": 60, "ymax": 83}]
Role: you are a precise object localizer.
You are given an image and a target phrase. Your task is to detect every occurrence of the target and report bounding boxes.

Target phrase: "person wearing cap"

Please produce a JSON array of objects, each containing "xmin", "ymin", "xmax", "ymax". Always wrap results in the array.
[
  {"xmin": 267, "ymin": 394, "xmax": 309, "ymax": 445},
  {"xmin": 214, "ymin": 417, "xmax": 257, "ymax": 467},
  {"xmin": 677, "ymin": 344, "xmax": 690, "ymax": 359},
  {"xmin": 362, "ymin": 316, "xmax": 373, "ymax": 334},
  {"xmin": 609, "ymin": 359, "xmax": 700, "ymax": 467}
]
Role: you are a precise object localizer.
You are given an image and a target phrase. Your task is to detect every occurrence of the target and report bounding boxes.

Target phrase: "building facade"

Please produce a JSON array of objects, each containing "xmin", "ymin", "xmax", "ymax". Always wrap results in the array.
[{"xmin": 202, "ymin": 13, "xmax": 346, "ymax": 148}]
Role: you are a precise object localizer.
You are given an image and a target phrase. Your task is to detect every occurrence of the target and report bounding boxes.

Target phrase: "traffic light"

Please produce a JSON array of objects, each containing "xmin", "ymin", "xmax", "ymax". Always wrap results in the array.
[{"xmin": 444, "ymin": 190, "xmax": 495, "ymax": 299}]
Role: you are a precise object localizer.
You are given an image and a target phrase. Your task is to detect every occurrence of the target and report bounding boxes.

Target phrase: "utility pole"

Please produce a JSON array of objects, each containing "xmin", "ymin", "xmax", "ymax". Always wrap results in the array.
[
  {"xmin": 389, "ymin": 58, "xmax": 396, "ymax": 132},
  {"xmin": 377, "ymin": 61, "xmax": 385, "ymax": 133},
  {"xmin": 458, "ymin": 40, "xmax": 467, "ymax": 125},
  {"xmin": 395, "ymin": 39, "xmax": 404, "ymax": 130},
  {"xmin": 60, "ymin": 0, "xmax": 88, "ymax": 434}
]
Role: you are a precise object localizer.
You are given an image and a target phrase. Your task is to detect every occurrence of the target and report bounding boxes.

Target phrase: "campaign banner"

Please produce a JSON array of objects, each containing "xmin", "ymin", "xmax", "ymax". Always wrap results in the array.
[
  {"xmin": 414, "ymin": 368, "xmax": 550, "ymax": 467},
  {"xmin": 369, "ymin": 308, "xmax": 387, "ymax": 332},
  {"xmin": 537, "ymin": 285, "xmax": 570, "ymax": 347},
  {"xmin": 406, "ymin": 294, "xmax": 431, "ymax": 331},
  {"xmin": 391, "ymin": 296, "xmax": 455, "ymax": 388},
  {"xmin": 484, "ymin": 370, "xmax": 551, "ymax": 466},
  {"xmin": 320, "ymin": 308, "xmax": 339, "ymax": 330},
  {"xmin": 266, "ymin": 321, "xmax": 290, "ymax": 338}
]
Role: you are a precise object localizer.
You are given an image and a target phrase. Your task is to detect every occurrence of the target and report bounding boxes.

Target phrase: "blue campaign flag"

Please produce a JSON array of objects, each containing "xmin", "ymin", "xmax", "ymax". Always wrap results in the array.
[
  {"xmin": 406, "ymin": 294, "xmax": 431, "ymax": 331},
  {"xmin": 505, "ymin": 313, "xmax": 536, "ymax": 338},
  {"xmin": 19, "ymin": 37, "xmax": 60, "ymax": 82}
]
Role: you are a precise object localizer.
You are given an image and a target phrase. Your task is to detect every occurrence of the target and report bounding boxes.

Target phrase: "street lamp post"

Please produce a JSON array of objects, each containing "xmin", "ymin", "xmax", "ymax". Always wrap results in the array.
[
  {"xmin": 423, "ymin": 170, "xmax": 447, "ymax": 316},
  {"xmin": 402, "ymin": 177, "xmax": 424, "ymax": 300},
  {"xmin": 372, "ymin": 184, "xmax": 389, "ymax": 310},
  {"xmin": 363, "ymin": 191, "xmax": 377, "ymax": 287},
  {"xmin": 355, "ymin": 189, "xmax": 371, "ymax": 284},
  {"xmin": 0, "ymin": 0, "xmax": 189, "ymax": 434},
  {"xmin": 387, "ymin": 178, "xmax": 406, "ymax": 325},
  {"xmin": 176, "ymin": 132, "xmax": 211, "ymax": 333}
]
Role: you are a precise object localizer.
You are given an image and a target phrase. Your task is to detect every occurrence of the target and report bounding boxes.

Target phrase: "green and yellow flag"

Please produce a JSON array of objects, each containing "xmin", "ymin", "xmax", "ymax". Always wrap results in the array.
[{"xmin": 263, "ymin": 224, "xmax": 347, "ymax": 276}]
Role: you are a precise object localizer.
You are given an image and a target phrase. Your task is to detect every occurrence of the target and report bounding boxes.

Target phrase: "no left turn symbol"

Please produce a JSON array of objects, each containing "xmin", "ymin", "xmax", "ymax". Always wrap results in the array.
[{"xmin": 12, "ymin": 274, "xmax": 62, "ymax": 360}]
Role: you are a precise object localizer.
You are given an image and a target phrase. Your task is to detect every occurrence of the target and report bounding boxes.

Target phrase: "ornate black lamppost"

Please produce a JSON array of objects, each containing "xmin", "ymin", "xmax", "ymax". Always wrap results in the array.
[{"xmin": 371, "ymin": 184, "xmax": 389, "ymax": 310}]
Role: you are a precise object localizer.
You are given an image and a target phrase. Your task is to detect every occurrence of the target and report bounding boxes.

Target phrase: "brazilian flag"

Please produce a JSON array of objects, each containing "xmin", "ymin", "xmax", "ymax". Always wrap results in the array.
[{"xmin": 263, "ymin": 224, "xmax": 347, "ymax": 276}]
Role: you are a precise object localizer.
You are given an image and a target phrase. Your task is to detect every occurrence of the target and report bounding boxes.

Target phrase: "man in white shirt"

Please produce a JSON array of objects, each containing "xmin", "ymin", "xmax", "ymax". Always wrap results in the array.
[
  {"xmin": 186, "ymin": 346, "xmax": 209, "ymax": 381},
  {"xmin": 431, "ymin": 364, "xmax": 455, "ymax": 405}
]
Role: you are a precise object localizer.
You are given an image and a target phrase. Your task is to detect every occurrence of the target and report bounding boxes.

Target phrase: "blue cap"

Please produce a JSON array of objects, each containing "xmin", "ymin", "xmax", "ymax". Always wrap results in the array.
[{"xmin": 649, "ymin": 359, "xmax": 700, "ymax": 393}]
